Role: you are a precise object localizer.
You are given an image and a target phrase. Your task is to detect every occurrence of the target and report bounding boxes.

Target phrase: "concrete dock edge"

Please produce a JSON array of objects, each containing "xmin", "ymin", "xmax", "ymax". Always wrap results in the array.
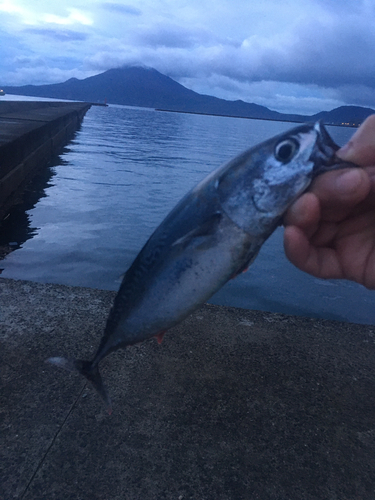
[{"xmin": 0, "ymin": 101, "xmax": 91, "ymax": 221}]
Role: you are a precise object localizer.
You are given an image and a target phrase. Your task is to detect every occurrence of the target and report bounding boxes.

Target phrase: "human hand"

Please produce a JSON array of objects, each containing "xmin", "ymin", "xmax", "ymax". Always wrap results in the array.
[{"xmin": 284, "ymin": 114, "xmax": 375, "ymax": 289}]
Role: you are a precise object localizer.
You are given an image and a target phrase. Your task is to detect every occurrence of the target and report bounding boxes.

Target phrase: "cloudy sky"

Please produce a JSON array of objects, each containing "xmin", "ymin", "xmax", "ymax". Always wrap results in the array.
[{"xmin": 1, "ymin": 0, "xmax": 374, "ymax": 114}]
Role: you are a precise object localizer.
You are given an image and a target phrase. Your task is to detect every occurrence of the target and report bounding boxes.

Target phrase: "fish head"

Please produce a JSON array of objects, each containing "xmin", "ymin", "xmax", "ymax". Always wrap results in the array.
[{"xmin": 217, "ymin": 121, "xmax": 357, "ymax": 235}]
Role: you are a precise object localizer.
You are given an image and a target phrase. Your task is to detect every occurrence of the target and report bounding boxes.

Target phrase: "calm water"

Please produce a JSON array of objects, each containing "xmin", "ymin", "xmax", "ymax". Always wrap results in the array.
[{"xmin": 1, "ymin": 103, "xmax": 374, "ymax": 324}]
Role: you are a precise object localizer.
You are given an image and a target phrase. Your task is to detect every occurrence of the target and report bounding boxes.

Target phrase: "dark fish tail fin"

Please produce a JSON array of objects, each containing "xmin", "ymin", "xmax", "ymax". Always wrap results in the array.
[{"xmin": 47, "ymin": 357, "xmax": 112, "ymax": 414}]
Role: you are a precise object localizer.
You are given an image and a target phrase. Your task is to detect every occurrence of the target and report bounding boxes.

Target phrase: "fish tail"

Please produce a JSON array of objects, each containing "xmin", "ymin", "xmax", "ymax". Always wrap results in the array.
[{"xmin": 46, "ymin": 357, "xmax": 112, "ymax": 414}]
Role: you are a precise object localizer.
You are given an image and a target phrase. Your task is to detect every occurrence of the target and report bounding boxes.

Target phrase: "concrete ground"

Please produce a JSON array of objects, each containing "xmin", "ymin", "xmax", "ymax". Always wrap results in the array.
[{"xmin": 1, "ymin": 277, "xmax": 375, "ymax": 499}]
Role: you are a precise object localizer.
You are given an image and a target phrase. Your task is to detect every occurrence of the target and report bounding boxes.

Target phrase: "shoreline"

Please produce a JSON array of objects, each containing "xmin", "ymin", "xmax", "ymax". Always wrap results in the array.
[{"xmin": 155, "ymin": 107, "xmax": 361, "ymax": 127}]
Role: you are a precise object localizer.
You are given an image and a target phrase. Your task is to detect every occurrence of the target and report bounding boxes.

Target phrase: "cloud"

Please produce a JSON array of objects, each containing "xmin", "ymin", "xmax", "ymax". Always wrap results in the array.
[
  {"xmin": 0, "ymin": 0, "xmax": 29, "ymax": 21},
  {"xmin": 100, "ymin": 3, "xmax": 142, "ymax": 16},
  {"xmin": 176, "ymin": 75, "xmax": 345, "ymax": 115},
  {"xmin": 24, "ymin": 27, "xmax": 88, "ymax": 41},
  {"xmin": 0, "ymin": 2, "xmax": 93, "ymax": 28},
  {"xmin": 253, "ymin": 16, "xmax": 375, "ymax": 88},
  {"xmin": 3, "ymin": 64, "xmax": 90, "ymax": 85},
  {"xmin": 335, "ymin": 84, "xmax": 375, "ymax": 109},
  {"xmin": 42, "ymin": 8, "xmax": 92, "ymax": 26},
  {"xmin": 78, "ymin": 8, "xmax": 375, "ymax": 113},
  {"xmin": 135, "ymin": 24, "xmax": 219, "ymax": 49},
  {"xmin": 1, "ymin": 0, "xmax": 375, "ymax": 113},
  {"xmin": 149, "ymin": 15, "xmax": 375, "ymax": 90},
  {"xmin": 13, "ymin": 55, "xmax": 48, "ymax": 67},
  {"xmin": 83, "ymin": 11, "xmax": 375, "ymax": 92}
]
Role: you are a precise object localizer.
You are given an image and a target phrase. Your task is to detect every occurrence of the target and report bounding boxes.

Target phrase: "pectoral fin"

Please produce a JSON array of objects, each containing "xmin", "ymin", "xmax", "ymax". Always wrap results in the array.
[{"xmin": 172, "ymin": 212, "xmax": 222, "ymax": 249}]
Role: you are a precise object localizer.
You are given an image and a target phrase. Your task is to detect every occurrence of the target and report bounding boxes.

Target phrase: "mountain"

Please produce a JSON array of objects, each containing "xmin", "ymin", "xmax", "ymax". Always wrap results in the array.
[
  {"xmin": 310, "ymin": 105, "xmax": 375, "ymax": 125},
  {"xmin": 3, "ymin": 66, "xmax": 374, "ymax": 125},
  {"xmin": 3, "ymin": 67, "xmax": 285, "ymax": 119}
]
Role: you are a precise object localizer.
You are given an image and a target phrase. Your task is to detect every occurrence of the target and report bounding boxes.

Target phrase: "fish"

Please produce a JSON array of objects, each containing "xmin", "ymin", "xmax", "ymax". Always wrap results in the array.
[{"xmin": 47, "ymin": 121, "xmax": 357, "ymax": 413}]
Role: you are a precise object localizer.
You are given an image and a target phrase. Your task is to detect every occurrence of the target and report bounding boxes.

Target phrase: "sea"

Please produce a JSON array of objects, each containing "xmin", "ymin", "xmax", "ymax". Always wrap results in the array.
[{"xmin": 1, "ymin": 98, "xmax": 374, "ymax": 325}]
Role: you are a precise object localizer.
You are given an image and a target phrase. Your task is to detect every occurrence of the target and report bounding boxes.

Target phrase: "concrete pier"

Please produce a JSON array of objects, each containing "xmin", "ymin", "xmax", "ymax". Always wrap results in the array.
[
  {"xmin": 0, "ymin": 101, "xmax": 91, "ymax": 220},
  {"xmin": 1, "ymin": 277, "xmax": 375, "ymax": 499}
]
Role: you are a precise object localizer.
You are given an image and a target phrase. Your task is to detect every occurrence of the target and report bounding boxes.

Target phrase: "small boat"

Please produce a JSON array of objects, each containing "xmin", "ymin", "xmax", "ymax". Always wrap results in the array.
[{"xmin": 0, "ymin": 89, "xmax": 5, "ymax": 96}]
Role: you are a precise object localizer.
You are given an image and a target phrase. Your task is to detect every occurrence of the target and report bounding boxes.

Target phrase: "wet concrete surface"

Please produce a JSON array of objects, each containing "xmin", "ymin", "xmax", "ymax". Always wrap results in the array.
[{"xmin": 1, "ymin": 277, "xmax": 375, "ymax": 499}]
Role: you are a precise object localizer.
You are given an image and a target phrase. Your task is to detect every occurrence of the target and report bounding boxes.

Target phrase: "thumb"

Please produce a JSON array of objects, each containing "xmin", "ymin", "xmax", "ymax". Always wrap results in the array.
[{"xmin": 337, "ymin": 114, "xmax": 375, "ymax": 167}]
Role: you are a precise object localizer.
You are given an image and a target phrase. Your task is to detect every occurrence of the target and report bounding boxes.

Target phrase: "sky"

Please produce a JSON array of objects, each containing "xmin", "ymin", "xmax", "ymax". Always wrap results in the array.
[{"xmin": 1, "ymin": 0, "xmax": 374, "ymax": 115}]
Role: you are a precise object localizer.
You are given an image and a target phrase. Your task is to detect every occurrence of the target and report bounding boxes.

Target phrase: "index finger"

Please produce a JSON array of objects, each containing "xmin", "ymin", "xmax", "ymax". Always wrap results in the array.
[{"xmin": 308, "ymin": 168, "xmax": 370, "ymax": 222}]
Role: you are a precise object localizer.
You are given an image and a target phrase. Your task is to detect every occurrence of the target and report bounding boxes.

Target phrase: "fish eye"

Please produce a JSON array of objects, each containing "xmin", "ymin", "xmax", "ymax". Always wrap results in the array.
[{"xmin": 274, "ymin": 139, "xmax": 299, "ymax": 163}]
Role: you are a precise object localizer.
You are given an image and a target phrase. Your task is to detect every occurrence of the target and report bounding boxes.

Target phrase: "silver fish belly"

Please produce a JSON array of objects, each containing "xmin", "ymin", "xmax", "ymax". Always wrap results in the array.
[{"xmin": 48, "ymin": 121, "xmax": 357, "ymax": 412}]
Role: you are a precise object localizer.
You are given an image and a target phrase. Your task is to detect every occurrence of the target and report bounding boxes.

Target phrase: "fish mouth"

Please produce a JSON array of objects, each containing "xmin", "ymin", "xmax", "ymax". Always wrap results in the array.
[{"xmin": 311, "ymin": 121, "xmax": 358, "ymax": 174}]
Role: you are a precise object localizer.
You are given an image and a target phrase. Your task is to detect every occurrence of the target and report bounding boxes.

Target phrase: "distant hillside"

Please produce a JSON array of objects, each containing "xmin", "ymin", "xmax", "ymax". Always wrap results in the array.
[
  {"xmin": 3, "ymin": 66, "xmax": 374, "ymax": 125},
  {"xmin": 310, "ymin": 105, "xmax": 375, "ymax": 125}
]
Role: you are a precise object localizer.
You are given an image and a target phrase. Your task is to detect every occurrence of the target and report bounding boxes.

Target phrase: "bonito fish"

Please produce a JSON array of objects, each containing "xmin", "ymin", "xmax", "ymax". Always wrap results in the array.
[{"xmin": 48, "ymin": 121, "xmax": 357, "ymax": 412}]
